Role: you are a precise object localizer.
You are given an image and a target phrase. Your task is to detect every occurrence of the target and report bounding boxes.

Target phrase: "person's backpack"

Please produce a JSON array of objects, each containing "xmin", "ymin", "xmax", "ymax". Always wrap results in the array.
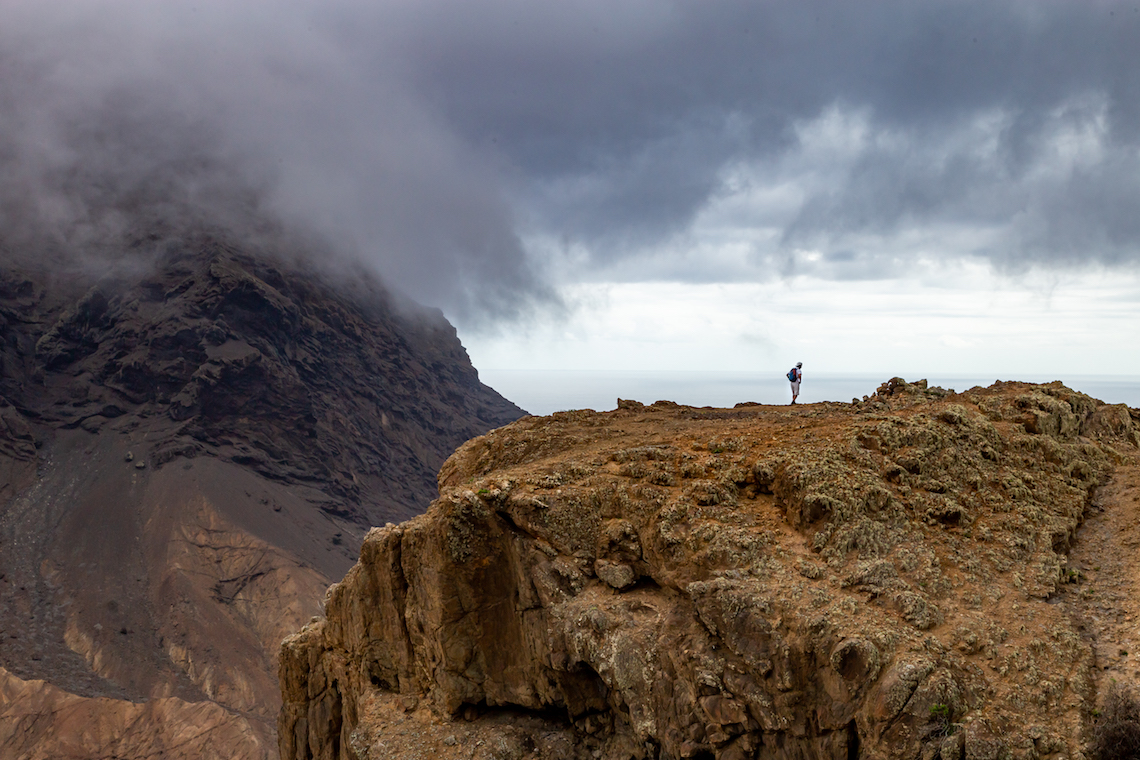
[{"xmin": 787, "ymin": 368, "xmax": 797, "ymax": 381}]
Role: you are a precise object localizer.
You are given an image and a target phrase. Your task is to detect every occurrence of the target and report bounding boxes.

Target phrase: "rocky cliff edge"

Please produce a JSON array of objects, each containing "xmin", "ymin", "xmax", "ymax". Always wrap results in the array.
[{"xmin": 280, "ymin": 379, "xmax": 1140, "ymax": 760}]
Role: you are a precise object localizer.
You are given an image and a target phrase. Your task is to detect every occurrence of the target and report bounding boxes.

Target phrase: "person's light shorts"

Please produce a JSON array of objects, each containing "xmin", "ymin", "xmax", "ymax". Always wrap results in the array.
[{"xmin": 790, "ymin": 381, "xmax": 801, "ymax": 394}]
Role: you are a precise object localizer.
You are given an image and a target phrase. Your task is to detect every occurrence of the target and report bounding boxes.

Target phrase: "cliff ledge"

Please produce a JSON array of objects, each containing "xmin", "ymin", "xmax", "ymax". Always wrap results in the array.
[{"xmin": 280, "ymin": 379, "xmax": 1140, "ymax": 760}]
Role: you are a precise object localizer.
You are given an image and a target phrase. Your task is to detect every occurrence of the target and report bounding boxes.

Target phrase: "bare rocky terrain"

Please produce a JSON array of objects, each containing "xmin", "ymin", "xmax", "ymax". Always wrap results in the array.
[
  {"xmin": 280, "ymin": 379, "xmax": 1140, "ymax": 760},
  {"xmin": 0, "ymin": 242, "xmax": 524, "ymax": 759}
]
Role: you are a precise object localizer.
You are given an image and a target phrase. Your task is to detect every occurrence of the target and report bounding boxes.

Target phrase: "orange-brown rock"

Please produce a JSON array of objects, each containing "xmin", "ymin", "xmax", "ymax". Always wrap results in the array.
[
  {"xmin": 0, "ymin": 666, "xmax": 267, "ymax": 759},
  {"xmin": 280, "ymin": 379, "xmax": 1140, "ymax": 760}
]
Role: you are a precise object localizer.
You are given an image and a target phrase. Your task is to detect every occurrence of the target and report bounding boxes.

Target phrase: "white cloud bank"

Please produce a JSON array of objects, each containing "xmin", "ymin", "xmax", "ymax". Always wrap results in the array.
[{"xmin": 464, "ymin": 263, "xmax": 1140, "ymax": 376}]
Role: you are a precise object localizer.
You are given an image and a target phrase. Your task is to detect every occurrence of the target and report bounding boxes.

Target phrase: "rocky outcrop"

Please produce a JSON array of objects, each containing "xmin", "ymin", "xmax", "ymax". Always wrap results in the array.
[
  {"xmin": 0, "ymin": 242, "xmax": 524, "ymax": 759},
  {"xmin": 280, "ymin": 379, "xmax": 1140, "ymax": 760}
]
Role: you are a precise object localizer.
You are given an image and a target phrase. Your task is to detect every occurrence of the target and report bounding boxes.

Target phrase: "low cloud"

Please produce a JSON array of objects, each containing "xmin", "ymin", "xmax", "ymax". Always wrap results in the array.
[
  {"xmin": 0, "ymin": 0, "xmax": 555, "ymax": 323},
  {"xmin": 2, "ymin": 0, "xmax": 1137, "ymax": 326}
]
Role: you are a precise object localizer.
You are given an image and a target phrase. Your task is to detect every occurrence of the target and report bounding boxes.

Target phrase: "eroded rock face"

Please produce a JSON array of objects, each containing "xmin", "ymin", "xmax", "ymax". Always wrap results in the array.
[
  {"xmin": 281, "ymin": 380, "xmax": 1140, "ymax": 760},
  {"xmin": 0, "ymin": 243, "xmax": 524, "ymax": 760}
]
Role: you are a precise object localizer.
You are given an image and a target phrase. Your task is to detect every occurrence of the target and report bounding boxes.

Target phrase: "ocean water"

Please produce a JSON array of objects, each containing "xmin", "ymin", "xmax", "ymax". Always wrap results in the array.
[{"xmin": 479, "ymin": 370, "xmax": 1140, "ymax": 418}]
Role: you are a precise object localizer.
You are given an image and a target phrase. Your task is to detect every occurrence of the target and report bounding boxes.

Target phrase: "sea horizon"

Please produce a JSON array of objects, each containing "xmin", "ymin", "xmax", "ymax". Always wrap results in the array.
[{"xmin": 479, "ymin": 369, "xmax": 1140, "ymax": 418}]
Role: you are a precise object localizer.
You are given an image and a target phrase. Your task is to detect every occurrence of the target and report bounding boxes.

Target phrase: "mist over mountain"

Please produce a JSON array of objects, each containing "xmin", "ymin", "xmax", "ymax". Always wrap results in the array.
[
  {"xmin": 0, "ymin": 4, "xmax": 556, "ymax": 326},
  {"xmin": 6, "ymin": 0, "xmax": 1138, "ymax": 325},
  {"xmin": 2, "ymin": 7, "xmax": 540, "ymax": 754}
]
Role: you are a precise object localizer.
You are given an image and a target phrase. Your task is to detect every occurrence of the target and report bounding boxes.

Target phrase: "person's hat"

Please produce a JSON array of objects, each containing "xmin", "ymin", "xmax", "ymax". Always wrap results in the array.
[{"xmin": 796, "ymin": 362, "xmax": 802, "ymax": 367}]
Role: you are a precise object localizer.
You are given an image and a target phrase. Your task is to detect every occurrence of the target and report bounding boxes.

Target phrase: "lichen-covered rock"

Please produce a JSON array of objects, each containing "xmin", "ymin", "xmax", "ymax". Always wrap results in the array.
[{"xmin": 281, "ymin": 381, "xmax": 1140, "ymax": 760}]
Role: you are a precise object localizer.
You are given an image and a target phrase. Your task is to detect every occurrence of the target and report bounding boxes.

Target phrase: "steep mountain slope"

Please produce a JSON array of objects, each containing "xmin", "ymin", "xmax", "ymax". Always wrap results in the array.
[
  {"xmin": 281, "ymin": 379, "xmax": 1140, "ymax": 760},
  {"xmin": 0, "ymin": 241, "xmax": 524, "ymax": 759}
]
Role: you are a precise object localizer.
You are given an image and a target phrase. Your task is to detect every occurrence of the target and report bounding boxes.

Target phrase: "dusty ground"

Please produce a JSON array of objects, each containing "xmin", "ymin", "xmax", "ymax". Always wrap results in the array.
[
  {"xmin": 0, "ymin": 429, "xmax": 339, "ymax": 758},
  {"xmin": 1062, "ymin": 459, "xmax": 1140, "ymax": 696}
]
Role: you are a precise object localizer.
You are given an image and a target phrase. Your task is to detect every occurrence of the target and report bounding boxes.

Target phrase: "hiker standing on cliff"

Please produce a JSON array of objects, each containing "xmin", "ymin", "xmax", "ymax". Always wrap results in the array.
[{"xmin": 788, "ymin": 362, "xmax": 803, "ymax": 404}]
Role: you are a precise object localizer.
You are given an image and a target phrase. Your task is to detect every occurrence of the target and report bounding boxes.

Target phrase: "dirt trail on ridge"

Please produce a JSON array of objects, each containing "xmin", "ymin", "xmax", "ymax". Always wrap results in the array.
[{"xmin": 1065, "ymin": 457, "xmax": 1140, "ymax": 699}]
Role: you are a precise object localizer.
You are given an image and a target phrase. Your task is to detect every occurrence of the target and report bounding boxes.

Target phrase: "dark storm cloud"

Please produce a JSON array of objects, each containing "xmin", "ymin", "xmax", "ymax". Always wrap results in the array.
[
  {"xmin": 0, "ymin": 0, "xmax": 554, "ymax": 322},
  {"xmin": 3, "ymin": 0, "xmax": 1138, "ymax": 319},
  {"xmin": 386, "ymin": 0, "xmax": 1140, "ymax": 273}
]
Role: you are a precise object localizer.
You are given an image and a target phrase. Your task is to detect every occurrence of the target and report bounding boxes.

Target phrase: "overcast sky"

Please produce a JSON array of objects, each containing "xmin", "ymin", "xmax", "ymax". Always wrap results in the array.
[{"xmin": 3, "ymin": 0, "xmax": 1140, "ymax": 387}]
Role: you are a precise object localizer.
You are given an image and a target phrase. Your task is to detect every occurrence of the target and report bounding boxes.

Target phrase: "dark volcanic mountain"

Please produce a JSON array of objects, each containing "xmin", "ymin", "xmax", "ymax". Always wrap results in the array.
[{"xmin": 0, "ymin": 240, "xmax": 524, "ymax": 759}]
